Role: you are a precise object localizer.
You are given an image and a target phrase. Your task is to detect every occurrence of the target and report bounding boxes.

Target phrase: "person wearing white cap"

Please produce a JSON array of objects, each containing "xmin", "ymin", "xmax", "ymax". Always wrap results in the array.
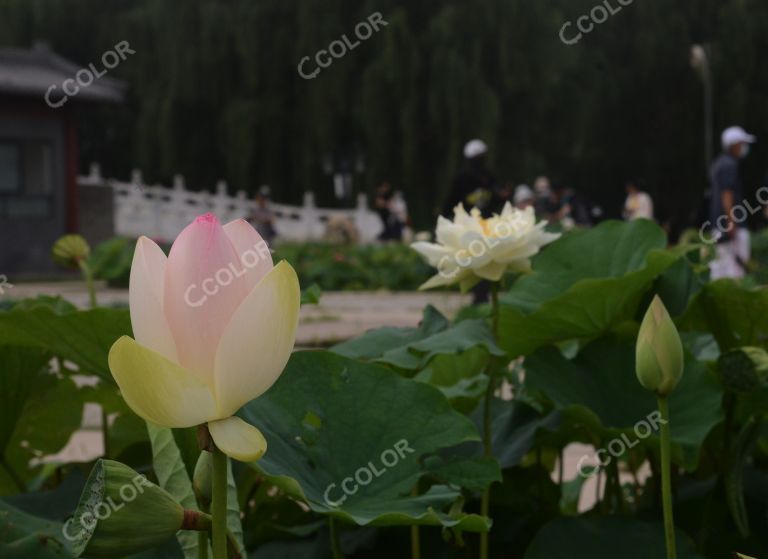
[
  {"xmin": 707, "ymin": 125, "xmax": 757, "ymax": 279},
  {"xmin": 514, "ymin": 184, "xmax": 535, "ymax": 209},
  {"xmin": 442, "ymin": 139, "xmax": 497, "ymax": 216},
  {"xmin": 463, "ymin": 139, "xmax": 488, "ymax": 159}
]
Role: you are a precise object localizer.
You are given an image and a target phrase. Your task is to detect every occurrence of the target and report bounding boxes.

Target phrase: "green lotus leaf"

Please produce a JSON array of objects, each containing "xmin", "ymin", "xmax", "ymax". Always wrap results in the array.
[{"xmin": 239, "ymin": 351, "xmax": 498, "ymax": 531}]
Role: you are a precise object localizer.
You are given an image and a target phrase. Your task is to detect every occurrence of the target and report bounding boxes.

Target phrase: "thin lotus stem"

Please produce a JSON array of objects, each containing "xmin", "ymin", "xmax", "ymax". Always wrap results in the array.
[
  {"xmin": 602, "ymin": 457, "xmax": 613, "ymax": 514},
  {"xmin": 101, "ymin": 408, "xmax": 110, "ymax": 457},
  {"xmin": 657, "ymin": 395, "xmax": 676, "ymax": 559},
  {"xmin": 480, "ymin": 282, "xmax": 501, "ymax": 559},
  {"xmin": 198, "ymin": 499, "xmax": 210, "ymax": 559},
  {"xmin": 198, "ymin": 531, "xmax": 209, "ymax": 559},
  {"xmin": 329, "ymin": 516, "xmax": 344, "ymax": 559},
  {"xmin": 411, "ymin": 486, "xmax": 421, "ymax": 559},
  {"xmin": 211, "ymin": 443, "xmax": 228, "ymax": 559},
  {"xmin": 490, "ymin": 283, "xmax": 500, "ymax": 338},
  {"xmin": 595, "ymin": 467, "xmax": 603, "ymax": 506},
  {"xmin": 78, "ymin": 259, "xmax": 97, "ymax": 308},
  {"xmin": 410, "ymin": 525, "xmax": 420, "ymax": 559}
]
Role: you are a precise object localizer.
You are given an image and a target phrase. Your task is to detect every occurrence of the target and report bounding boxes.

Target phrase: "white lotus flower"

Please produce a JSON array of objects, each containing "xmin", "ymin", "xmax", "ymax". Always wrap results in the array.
[{"xmin": 411, "ymin": 203, "xmax": 560, "ymax": 291}]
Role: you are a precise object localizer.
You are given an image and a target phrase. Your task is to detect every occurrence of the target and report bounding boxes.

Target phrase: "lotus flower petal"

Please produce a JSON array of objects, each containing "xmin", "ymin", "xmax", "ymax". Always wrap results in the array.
[
  {"xmin": 129, "ymin": 237, "xmax": 178, "ymax": 363},
  {"xmin": 222, "ymin": 218, "xmax": 273, "ymax": 294},
  {"xmin": 208, "ymin": 416, "xmax": 267, "ymax": 462},
  {"xmin": 109, "ymin": 336, "xmax": 218, "ymax": 427},
  {"xmin": 473, "ymin": 260, "xmax": 507, "ymax": 281},
  {"xmin": 410, "ymin": 241, "xmax": 453, "ymax": 266},
  {"xmin": 213, "ymin": 260, "xmax": 300, "ymax": 416},
  {"xmin": 163, "ymin": 213, "xmax": 250, "ymax": 381}
]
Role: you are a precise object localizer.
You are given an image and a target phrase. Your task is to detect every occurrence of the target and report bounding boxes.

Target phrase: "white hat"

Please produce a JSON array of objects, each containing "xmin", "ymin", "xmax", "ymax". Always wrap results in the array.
[
  {"xmin": 514, "ymin": 184, "xmax": 534, "ymax": 205},
  {"xmin": 722, "ymin": 126, "xmax": 756, "ymax": 149},
  {"xmin": 463, "ymin": 139, "xmax": 488, "ymax": 159}
]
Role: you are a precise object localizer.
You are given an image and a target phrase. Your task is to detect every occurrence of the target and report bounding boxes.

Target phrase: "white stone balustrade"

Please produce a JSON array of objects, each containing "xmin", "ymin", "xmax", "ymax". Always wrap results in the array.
[{"xmin": 78, "ymin": 164, "xmax": 383, "ymax": 243}]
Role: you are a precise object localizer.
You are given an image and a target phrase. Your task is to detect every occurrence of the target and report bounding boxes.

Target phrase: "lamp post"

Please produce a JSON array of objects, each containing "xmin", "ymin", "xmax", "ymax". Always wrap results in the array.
[{"xmin": 690, "ymin": 44, "xmax": 713, "ymax": 175}]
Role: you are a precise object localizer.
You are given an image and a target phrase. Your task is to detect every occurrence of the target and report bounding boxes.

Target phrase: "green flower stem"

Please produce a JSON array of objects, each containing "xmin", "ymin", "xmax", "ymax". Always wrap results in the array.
[
  {"xmin": 658, "ymin": 395, "xmax": 676, "ymax": 559},
  {"xmin": 198, "ymin": 531, "xmax": 209, "ymax": 559},
  {"xmin": 101, "ymin": 408, "xmax": 110, "ymax": 457},
  {"xmin": 198, "ymin": 499, "xmax": 210, "ymax": 559},
  {"xmin": 211, "ymin": 444, "xmax": 228, "ymax": 559},
  {"xmin": 77, "ymin": 259, "xmax": 106, "ymax": 457},
  {"xmin": 490, "ymin": 283, "xmax": 500, "ymax": 338},
  {"xmin": 78, "ymin": 259, "xmax": 97, "ymax": 308},
  {"xmin": 411, "ymin": 486, "xmax": 421, "ymax": 559},
  {"xmin": 411, "ymin": 524, "xmax": 420, "ymax": 559},
  {"xmin": 329, "ymin": 516, "xmax": 344, "ymax": 559},
  {"xmin": 480, "ymin": 283, "xmax": 501, "ymax": 559}
]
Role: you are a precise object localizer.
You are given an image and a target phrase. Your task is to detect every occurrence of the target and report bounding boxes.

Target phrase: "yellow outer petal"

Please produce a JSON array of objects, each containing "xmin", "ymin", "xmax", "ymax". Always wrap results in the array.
[
  {"xmin": 208, "ymin": 416, "xmax": 267, "ymax": 462},
  {"xmin": 108, "ymin": 336, "xmax": 219, "ymax": 427},
  {"xmin": 213, "ymin": 260, "xmax": 300, "ymax": 416}
]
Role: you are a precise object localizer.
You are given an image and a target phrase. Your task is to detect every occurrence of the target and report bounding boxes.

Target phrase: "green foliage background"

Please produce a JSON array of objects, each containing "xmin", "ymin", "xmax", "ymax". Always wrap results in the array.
[{"xmin": 2, "ymin": 0, "xmax": 767, "ymax": 228}]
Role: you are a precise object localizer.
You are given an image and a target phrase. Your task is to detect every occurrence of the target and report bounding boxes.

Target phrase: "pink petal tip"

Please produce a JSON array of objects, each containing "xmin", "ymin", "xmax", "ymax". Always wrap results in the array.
[{"xmin": 195, "ymin": 213, "xmax": 219, "ymax": 224}]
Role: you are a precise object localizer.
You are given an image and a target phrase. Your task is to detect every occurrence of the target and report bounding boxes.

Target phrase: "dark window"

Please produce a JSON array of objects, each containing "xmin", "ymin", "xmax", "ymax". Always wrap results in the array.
[
  {"xmin": 0, "ymin": 139, "xmax": 53, "ymax": 218},
  {"xmin": 0, "ymin": 142, "xmax": 20, "ymax": 193}
]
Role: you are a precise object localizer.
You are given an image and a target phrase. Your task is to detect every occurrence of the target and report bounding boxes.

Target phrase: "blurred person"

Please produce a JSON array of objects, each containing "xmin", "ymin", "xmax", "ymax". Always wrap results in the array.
[
  {"xmin": 563, "ymin": 184, "xmax": 594, "ymax": 227},
  {"xmin": 533, "ymin": 176, "xmax": 552, "ymax": 217},
  {"xmin": 623, "ymin": 179, "xmax": 654, "ymax": 220},
  {"xmin": 249, "ymin": 185, "xmax": 277, "ymax": 244},
  {"xmin": 707, "ymin": 126, "xmax": 756, "ymax": 279},
  {"xmin": 390, "ymin": 190, "xmax": 411, "ymax": 241},
  {"xmin": 443, "ymin": 139, "xmax": 497, "ymax": 216},
  {"xmin": 514, "ymin": 184, "xmax": 535, "ymax": 209},
  {"xmin": 375, "ymin": 180, "xmax": 405, "ymax": 241},
  {"xmin": 545, "ymin": 182, "xmax": 574, "ymax": 228},
  {"xmin": 491, "ymin": 181, "xmax": 515, "ymax": 213}
]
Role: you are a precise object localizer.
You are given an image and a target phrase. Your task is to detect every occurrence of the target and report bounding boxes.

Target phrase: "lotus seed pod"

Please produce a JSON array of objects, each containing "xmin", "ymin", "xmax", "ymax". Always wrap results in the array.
[
  {"xmin": 67, "ymin": 459, "xmax": 208, "ymax": 558},
  {"xmin": 717, "ymin": 346, "xmax": 768, "ymax": 393},
  {"xmin": 635, "ymin": 296, "xmax": 684, "ymax": 396},
  {"xmin": 52, "ymin": 234, "xmax": 90, "ymax": 269}
]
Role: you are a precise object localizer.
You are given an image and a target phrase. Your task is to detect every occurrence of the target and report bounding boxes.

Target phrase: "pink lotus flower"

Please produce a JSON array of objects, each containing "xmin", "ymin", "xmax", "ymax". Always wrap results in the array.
[{"xmin": 108, "ymin": 213, "xmax": 300, "ymax": 461}]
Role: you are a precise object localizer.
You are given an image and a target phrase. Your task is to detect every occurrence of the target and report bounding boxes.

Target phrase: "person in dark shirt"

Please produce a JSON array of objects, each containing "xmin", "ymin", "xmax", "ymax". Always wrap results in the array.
[
  {"xmin": 706, "ymin": 126, "xmax": 756, "ymax": 279},
  {"xmin": 375, "ymin": 180, "xmax": 404, "ymax": 241},
  {"xmin": 249, "ymin": 186, "xmax": 277, "ymax": 244},
  {"xmin": 443, "ymin": 139, "xmax": 498, "ymax": 217}
]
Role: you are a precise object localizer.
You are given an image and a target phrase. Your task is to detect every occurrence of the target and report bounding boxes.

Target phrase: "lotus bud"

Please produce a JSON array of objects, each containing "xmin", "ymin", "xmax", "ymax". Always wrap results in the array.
[
  {"xmin": 66, "ymin": 460, "xmax": 210, "ymax": 558},
  {"xmin": 108, "ymin": 215, "xmax": 297, "ymax": 462},
  {"xmin": 193, "ymin": 451, "xmax": 213, "ymax": 509},
  {"xmin": 52, "ymin": 234, "xmax": 90, "ymax": 269},
  {"xmin": 717, "ymin": 346, "xmax": 768, "ymax": 393},
  {"xmin": 635, "ymin": 296, "xmax": 684, "ymax": 396}
]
